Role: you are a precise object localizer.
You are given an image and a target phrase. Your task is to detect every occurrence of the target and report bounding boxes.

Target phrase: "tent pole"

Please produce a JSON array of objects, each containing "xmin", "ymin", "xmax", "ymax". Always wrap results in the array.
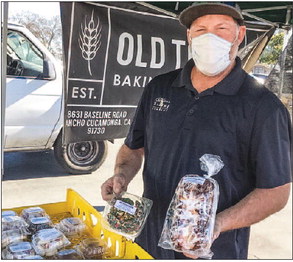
[{"xmin": 278, "ymin": 47, "xmax": 287, "ymax": 98}]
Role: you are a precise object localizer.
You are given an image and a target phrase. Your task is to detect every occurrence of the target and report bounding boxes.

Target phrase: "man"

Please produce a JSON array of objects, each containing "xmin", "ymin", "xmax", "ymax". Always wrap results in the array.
[{"xmin": 101, "ymin": 3, "xmax": 292, "ymax": 259}]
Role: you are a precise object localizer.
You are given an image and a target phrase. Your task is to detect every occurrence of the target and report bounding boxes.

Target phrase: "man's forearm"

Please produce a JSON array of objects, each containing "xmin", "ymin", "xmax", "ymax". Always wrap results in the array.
[
  {"xmin": 216, "ymin": 183, "xmax": 291, "ymax": 233},
  {"xmin": 114, "ymin": 144, "xmax": 144, "ymax": 185}
]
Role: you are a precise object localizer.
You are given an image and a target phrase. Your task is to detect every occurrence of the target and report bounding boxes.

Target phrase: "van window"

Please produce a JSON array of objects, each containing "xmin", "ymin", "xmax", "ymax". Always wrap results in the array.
[{"xmin": 7, "ymin": 30, "xmax": 44, "ymax": 78}]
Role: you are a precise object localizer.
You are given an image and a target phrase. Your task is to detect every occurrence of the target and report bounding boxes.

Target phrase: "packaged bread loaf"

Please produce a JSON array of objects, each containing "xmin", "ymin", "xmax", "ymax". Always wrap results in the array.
[{"xmin": 158, "ymin": 154, "xmax": 224, "ymax": 259}]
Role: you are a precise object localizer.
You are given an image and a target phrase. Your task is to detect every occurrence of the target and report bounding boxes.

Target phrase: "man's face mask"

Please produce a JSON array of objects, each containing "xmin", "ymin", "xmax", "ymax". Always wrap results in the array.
[{"xmin": 190, "ymin": 33, "xmax": 235, "ymax": 76}]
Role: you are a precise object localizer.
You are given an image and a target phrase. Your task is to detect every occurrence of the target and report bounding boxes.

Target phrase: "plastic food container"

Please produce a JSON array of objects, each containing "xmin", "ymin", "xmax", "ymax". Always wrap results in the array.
[
  {"xmin": 21, "ymin": 207, "xmax": 48, "ymax": 222},
  {"xmin": 2, "ymin": 215, "xmax": 29, "ymax": 231},
  {"xmin": 32, "ymin": 228, "xmax": 71, "ymax": 257},
  {"xmin": 2, "ymin": 241, "xmax": 35, "ymax": 259},
  {"xmin": 76, "ymin": 238, "xmax": 111, "ymax": 259},
  {"xmin": 28, "ymin": 216, "xmax": 53, "ymax": 234},
  {"xmin": 2, "ymin": 210, "xmax": 17, "ymax": 217},
  {"xmin": 103, "ymin": 192, "xmax": 153, "ymax": 240},
  {"xmin": 1, "ymin": 228, "xmax": 30, "ymax": 248},
  {"xmin": 55, "ymin": 217, "xmax": 86, "ymax": 236},
  {"xmin": 22, "ymin": 255, "xmax": 44, "ymax": 259},
  {"xmin": 53, "ymin": 248, "xmax": 84, "ymax": 259},
  {"xmin": 158, "ymin": 154, "xmax": 224, "ymax": 259}
]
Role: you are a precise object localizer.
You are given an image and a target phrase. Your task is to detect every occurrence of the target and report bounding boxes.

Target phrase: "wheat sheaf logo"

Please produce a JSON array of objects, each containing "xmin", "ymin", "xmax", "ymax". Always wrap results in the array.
[{"xmin": 78, "ymin": 10, "xmax": 102, "ymax": 76}]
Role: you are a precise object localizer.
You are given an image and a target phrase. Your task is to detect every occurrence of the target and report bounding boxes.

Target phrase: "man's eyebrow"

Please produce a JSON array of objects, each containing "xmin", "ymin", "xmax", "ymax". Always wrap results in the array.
[{"xmin": 215, "ymin": 22, "xmax": 231, "ymax": 26}]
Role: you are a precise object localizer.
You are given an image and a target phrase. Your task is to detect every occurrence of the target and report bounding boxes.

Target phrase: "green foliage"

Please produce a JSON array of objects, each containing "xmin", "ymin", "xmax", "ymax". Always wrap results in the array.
[{"xmin": 259, "ymin": 32, "xmax": 284, "ymax": 65}]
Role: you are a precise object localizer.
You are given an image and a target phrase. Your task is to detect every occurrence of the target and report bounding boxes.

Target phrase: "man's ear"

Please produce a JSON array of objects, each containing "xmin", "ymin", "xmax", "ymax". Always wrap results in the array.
[
  {"xmin": 237, "ymin": 25, "xmax": 246, "ymax": 45},
  {"xmin": 187, "ymin": 29, "xmax": 191, "ymax": 45}
]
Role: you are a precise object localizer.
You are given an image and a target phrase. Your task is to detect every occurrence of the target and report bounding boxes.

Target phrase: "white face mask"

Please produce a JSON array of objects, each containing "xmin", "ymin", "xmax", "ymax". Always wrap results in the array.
[{"xmin": 190, "ymin": 33, "xmax": 233, "ymax": 76}]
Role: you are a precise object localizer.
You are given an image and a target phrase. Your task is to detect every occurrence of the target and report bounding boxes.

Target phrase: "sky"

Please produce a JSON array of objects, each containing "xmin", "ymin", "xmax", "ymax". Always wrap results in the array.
[{"xmin": 8, "ymin": 1, "xmax": 60, "ymax": 19}]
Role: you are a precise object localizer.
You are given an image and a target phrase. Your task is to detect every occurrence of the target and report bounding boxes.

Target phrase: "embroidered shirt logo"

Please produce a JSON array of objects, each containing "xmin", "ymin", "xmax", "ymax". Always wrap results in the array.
[{"xmin": 152, "ymin": 97, "xmax": 170, "ymax": 112}]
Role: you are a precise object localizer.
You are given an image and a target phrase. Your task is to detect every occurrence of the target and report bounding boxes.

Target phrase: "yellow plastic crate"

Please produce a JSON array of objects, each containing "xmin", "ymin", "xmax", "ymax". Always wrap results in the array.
[{"xmin": 2, "ymin": 188, "xmax": 153, "ymax": 259}]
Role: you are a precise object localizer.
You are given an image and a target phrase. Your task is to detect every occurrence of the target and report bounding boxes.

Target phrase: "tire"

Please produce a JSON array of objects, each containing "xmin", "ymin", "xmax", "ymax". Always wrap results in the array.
[{"xmin": 54, "ymin": 132, "xmax": 108, "ymax": 174}]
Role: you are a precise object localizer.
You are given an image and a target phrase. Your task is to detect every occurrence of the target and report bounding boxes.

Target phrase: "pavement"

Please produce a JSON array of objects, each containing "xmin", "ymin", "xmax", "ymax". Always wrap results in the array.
[{"xmin": 2, "ymin": 138, "xmax": 292, "ymax": 259}]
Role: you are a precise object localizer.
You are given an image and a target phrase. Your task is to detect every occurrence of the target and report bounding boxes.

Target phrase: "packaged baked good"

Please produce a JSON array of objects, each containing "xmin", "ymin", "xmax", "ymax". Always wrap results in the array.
[
  {"xmin": 28, "ymin": 216, "xmax": 53, "ymax": 234},
  {"xmin": 53, "ymin": 248, "xmax": 84, "ymax": 259},
  {"xmin": 2, "ymin": 215, "xmax": 29, "ymax": 231},
  {"xmin": 55, "ymin": 217, "xmax": 86, "ymax": 237},
  {"xmin": 2, "ymin": 210, "xmax": 17, "ymax": 217},
  {"xmin": 21, "ymin": 207, "xmax": 48, "ymax": 222},
  {"xmin": 31, "ymin": 228, "xmax": 71, "ymax": 257},
  {"xmin": 76, "ymin": 238, "xmax": 111, "ymax": 259},
  {"xmin": 158, "ymin": 154, "xmax": 224, "ymax": 259},
  {"xmin": 103, "ymin": 191, "xmax": 153, "ymax": 240},
  {"xmin": 2, "ymin": 241, "xmax": 35, "ymax": 259},
  {"xmin": 1, "ymin": 228, "xmax": 30, "ymax": 248}
]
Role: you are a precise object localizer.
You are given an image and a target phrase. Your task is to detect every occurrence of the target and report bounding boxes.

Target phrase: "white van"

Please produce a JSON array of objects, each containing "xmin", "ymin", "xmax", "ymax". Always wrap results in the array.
[{"xmin": 4, "ymin": 23, "xmax": 107, "ymax": 174}]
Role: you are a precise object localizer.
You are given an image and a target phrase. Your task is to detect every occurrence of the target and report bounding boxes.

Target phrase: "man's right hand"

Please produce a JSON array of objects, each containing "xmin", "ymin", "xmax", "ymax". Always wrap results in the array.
[{"xmin": 101, "ymin": 173, "xmax": 128, "ymax": 201}]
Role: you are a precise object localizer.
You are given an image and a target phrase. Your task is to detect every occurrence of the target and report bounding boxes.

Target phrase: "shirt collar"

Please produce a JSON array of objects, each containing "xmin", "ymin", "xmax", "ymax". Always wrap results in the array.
[{"xmin": 171, "ymin": 57, "xmax": 246, "ymax": 96}]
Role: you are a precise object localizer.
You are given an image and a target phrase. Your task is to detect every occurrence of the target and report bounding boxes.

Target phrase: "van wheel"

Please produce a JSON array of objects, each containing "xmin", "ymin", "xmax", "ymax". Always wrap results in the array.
[{"xmin": 54, "ymin": 133, "xmax": 107, "ymax": 174}]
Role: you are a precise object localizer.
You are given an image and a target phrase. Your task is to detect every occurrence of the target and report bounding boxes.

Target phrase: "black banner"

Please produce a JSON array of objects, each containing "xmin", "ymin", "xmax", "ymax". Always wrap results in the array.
[{"xmin": 61, "ymin": 2, "xmax": 188, "ymax": 144}]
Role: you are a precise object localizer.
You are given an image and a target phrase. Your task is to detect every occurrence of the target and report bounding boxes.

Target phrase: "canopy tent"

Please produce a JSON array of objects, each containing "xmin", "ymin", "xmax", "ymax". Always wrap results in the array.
[
  {"xmin": 147, "ymin": 2, "xmax": 293, "ymax": 28},
  {"xmin": 2, "ymin": 1, "xmax": 292, "ymax": 148},
  {"xmin": 85, "ymin": 2, "xmax": 292, "ymax": 72}
]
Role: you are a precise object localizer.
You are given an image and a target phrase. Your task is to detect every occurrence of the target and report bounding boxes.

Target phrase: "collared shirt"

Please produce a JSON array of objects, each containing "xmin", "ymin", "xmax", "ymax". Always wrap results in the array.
[{"xmin": 125, "ymin": 58, "xmax": 292, "ymax": 259}]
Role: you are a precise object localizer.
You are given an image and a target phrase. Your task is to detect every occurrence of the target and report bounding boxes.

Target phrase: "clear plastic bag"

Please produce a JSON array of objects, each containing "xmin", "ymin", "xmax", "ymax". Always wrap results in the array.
[
  {"xmin": 2, "ymin": 241, "xmax": 36, "ymax": 259},
  {"xmin": 75, "ymin": 238, "xmax": 111, "ymax": 259},
  {"xmin": 102, "ymin": 191, "xmax": 153, "ymax": 240},
  {"xmin": 1, "ymin": 228, "xmax": 30, "ymax": 248},
  {"xmin": 158, "ymin": 154, "xmax": 224, "ymax": 259},
  {"xmin": 55, "ymin": 217, "xmax": 86, "ymax": 237},
  {"xmin": 31, "ymin": 228, "xmax": 71, "ymax": 257},
  {"xmin": 2, "ymin": 215, "xmax": 29, "ymax": 231},
  {"xmin": 28, "ymin": 216, "xmax": 53, "ymax": 234},
  {"xmin": 21, "ymin": 207, "xmax": 48, "ymax": 222},
  {"xmin": 53, "ymin": 248, "xmax": 84, "ymax": 259}
]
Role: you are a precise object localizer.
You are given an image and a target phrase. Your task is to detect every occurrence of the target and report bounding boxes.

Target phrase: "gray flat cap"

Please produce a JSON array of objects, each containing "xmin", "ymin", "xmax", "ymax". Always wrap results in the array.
[{"xmin": 179, "ymin": 3, "xmax": 244, "ymax": 28}]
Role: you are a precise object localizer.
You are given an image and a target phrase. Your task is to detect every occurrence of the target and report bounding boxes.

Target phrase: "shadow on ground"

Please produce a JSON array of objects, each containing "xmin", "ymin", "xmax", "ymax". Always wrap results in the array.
[{"xmin": 3, "ymin": 151, "xmax": 72, "ymax": 180}]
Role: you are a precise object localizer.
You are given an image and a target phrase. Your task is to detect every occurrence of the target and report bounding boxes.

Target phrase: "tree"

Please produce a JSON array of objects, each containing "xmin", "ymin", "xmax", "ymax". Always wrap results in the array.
[
  {"xmin": 9, "ymin": 11, "xmax": 62, "ymax": 60},
  {"xmin": 259, "ymin": 32, "xmax": 284, "ymax": 65}
]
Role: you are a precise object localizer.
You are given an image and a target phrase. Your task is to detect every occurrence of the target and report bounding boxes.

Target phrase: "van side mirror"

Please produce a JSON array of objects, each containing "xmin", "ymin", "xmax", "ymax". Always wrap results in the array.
[{"xmin": 39, "ymin": 58, "xmax": 56, "ymax": 80}]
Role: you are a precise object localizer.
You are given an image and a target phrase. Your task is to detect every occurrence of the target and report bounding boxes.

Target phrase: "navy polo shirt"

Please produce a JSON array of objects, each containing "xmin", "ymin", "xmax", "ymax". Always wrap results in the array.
[{"xmin": 125, "ymin": 58, "xmax": 292, "ymax": 259}]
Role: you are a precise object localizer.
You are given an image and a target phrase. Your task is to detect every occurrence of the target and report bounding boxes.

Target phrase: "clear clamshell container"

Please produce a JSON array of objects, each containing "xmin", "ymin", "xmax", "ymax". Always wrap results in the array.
[
  {"xmin": 53, "ymin": 248, "xmax": 84, "ymax": 259},
  {"xmin": 28, "ymin": 216, "xmax": 53, "ymax": 234},
  {"xmin": 21, "ymin": 207, "xmax": 48, "ymax": 222},
  {"xmin": 2, "ymin": 241, "xmax": 35, "ymax": 259},
  {"xmin": 22, "ymin": 255, "xmax": 44, "ymax": 259},
  {"xmin": 31, "ymin": 228, "xmax": 71, "ymax": 257},
  {"xmin": 1, "ymin": 228, "xmax": 30, "ymax": 248},
  {"xmin": 75, "ymin": 238, "xmax": 111, "ymax": 259},
  {"xmin": 55, "ymin": 217, "xmax": 86, "ymax": 237},
  {"xmin": 103, "ymin": 191, "xmax": 153, "ymax": 240},
  {"xmin": 2, "ymin": 210, "xmax": 17, "ymax": 217},
  {"xmin": 2, "ymin": 215, "xmax": 29, "ymax": 231}
]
